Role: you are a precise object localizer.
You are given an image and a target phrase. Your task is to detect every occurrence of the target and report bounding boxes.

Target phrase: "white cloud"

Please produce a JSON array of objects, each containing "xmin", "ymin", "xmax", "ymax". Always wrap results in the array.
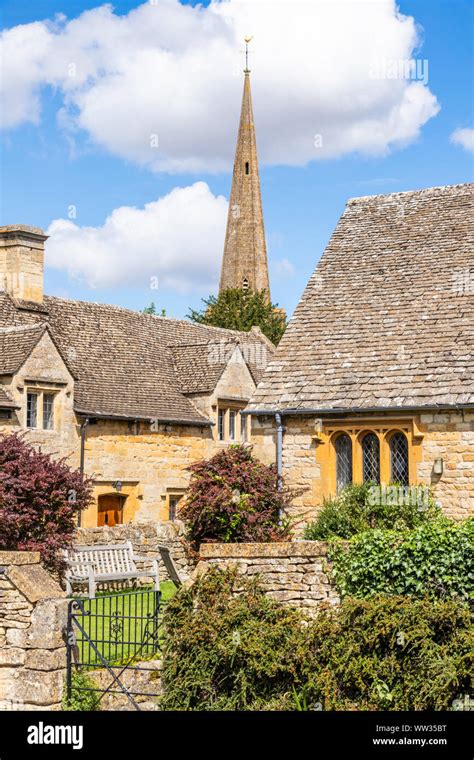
[
  {"xmin": 1, "ymin": 0, "xmax": 439, "ymax": 170},
  {"xmin": 274, "ymin": 258, "xmax": 295, "ymax": 277},
  {"xmin": 45, "ymin": 182, "xmax": 228, "ymax": 290},
  {"xmin": 450, "ymin": 127, "xmax": 474, "ymax": 153}
]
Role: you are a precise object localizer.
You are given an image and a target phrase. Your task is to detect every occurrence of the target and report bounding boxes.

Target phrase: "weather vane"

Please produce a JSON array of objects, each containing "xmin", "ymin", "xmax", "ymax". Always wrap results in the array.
[{"xmin": 244, "ymin": 35, "xmax": 253, "ymax": 73}]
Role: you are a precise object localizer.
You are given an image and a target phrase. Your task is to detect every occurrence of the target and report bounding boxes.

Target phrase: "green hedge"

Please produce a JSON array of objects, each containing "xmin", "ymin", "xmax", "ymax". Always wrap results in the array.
[
  {"xmin": 299, "ymin": 593, "xmax": 473, "ymax": 710},
  {"xmin": 330, "ymin": 518, "xmax": 474, "ymax": 600},
  {"xmin": 160, "ymin": 568, "xmax": 473, "ymax": 711},
  {"xmin": 161, "ymin": 568, "xmax": 304, "ymax": 710},
  {"xmin": 304, "ymin": 483, "xmax": 441, "ymax": 540}
]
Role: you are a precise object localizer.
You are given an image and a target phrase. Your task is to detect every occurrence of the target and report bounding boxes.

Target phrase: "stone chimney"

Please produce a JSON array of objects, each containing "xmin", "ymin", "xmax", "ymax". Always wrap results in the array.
[{"xmin": 0, "ymin": 225, "xmax": 48, "ymax": 303}]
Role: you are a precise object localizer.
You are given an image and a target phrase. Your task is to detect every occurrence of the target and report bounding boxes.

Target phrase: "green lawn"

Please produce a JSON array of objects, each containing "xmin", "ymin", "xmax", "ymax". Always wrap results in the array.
[{"xmin": 73, "ymin": 582, "xmax": 176, "ymax": 667}]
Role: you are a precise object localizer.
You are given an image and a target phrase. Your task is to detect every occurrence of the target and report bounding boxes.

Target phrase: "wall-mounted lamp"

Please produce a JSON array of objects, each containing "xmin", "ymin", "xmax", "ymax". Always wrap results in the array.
[
  {"xmin": 112, "ymin": 480, "xmax": 123, "ymax": 492},
  {"xmin": 433, "ymin": 458, "xmax": 444, "ymax": 476}
]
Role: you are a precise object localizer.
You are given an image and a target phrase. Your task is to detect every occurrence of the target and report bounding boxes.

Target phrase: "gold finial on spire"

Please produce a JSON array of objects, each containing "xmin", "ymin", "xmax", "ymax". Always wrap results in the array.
[{"xmin": 244, "ymin": 35, "xmax": 253, "ymax": 73}]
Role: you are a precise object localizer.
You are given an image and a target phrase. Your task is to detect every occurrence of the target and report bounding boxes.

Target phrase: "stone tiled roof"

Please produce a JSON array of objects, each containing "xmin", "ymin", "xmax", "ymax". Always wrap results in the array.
[
  {"xmin": 248, "ymin": 183, "xmax": 474, "ymax": 413},
  {"xmin": 0, "ymin": 324, "xmax": 47, "ymax": 374},
  {"xmin": 0, "ymin": 385, "xmax": 18, "ymax": 409},
  {"xmin": 171, "ymin": 343, "xmax": 234, "ymax": 394},
  {"xmin": 0, "ymin": 293, "xmax": 272, "ymax": 424}
]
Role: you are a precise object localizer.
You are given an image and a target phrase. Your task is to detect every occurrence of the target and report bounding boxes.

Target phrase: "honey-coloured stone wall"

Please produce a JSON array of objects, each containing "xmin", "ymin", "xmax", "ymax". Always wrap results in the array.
[
  {"xmin": 198, "ymin": 542, "xmax": 339, "ymax": 610},
  {"xmin": 0, "ymin": 551, "xmax": 67, "ymax": 711}
]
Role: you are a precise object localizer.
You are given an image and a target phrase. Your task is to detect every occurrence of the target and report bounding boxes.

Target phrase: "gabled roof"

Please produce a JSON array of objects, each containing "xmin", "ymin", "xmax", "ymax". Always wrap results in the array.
[
  {"xmin": 171, "ymin": 341, "xmax": 253, "ymax": 394},
  {"xmin": 248, "ymin": 183, "xmax": 474, "ymax": 413},
  {"xmin": 171, "ymin": 342, "xmax": 233, "ymax": 394},
  {"xmin": 0, "ymin": 293, "xmax": 273, "ymax": 424},
  {"xmin": 0, "ymin": 323, "xmax": 47, "ymax": 374}
]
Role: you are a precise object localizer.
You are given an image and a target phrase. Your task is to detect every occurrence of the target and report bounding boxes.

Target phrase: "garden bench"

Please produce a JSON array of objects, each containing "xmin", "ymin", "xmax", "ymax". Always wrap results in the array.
[{"xmin": 64, "ymin": 540, "xmax": 160, "ymax": 598}]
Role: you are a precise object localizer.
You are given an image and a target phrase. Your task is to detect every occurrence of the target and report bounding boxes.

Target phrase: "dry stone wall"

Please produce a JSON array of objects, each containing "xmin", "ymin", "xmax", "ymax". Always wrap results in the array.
[
  {"xmin": 198, "ymin": 541, "xmax": 340, "ymax": 610},
  {"xmin": 0, "ymin": 551, "xmax": 67, "ymax": 710}
]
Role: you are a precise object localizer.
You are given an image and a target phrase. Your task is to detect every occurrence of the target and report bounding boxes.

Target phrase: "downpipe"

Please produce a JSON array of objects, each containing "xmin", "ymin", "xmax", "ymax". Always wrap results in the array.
[
  {"xmin": 78, "ymin": 417, "xmax": 89, "ymax": 528},
  {"xmin": 275, "ymin": 412, "xmax": 284, "ymax": 523}
]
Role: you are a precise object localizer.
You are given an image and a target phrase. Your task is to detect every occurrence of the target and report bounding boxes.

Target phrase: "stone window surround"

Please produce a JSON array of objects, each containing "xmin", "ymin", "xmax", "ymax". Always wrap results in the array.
[
  {"xmin": 315, "ymin": 417, "xmax": 423, "ymax": 495},
  {"xmin": 163, "ymin": 488, "xmax": 186, "ymax": 521},
  {"xmin": 214, "ymin": 401, "xmax": 249, "ymax": 443},
  {"xmin": 24, "ymin": 385, "xmax": 59, "ymax": 432}
]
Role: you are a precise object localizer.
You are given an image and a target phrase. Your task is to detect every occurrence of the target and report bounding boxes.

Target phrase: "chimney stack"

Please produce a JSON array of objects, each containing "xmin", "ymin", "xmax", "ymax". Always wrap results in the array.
[{"xmin": 0, "ymin": 225, "xmax": 48, "ymax": 304}]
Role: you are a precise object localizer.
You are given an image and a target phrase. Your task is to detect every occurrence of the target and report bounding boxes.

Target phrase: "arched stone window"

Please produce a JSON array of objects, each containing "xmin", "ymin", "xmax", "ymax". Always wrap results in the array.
[
  {"xmin": 335, "ymin": 433, "xmax": 352, "ymax": 491},
  {"xmin": 362, "ymin": 432, "xmax": 380, "ymax": 483},
  {"xmin": 390, "ymin": 431, "xmax": 409, "ymax": 485}
]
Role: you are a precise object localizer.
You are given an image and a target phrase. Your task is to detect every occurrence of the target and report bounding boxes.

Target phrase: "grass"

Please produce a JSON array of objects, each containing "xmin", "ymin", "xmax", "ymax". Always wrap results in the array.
[{"xmin": 73, "ymin": 581, "xmax": 177, "ymax": 667}]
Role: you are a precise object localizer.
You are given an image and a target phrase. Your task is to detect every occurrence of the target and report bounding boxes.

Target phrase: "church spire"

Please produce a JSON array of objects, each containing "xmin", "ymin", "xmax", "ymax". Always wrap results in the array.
[{"xmin": 219, "ymin": 39, "xmax": 271, "ymax": 299}]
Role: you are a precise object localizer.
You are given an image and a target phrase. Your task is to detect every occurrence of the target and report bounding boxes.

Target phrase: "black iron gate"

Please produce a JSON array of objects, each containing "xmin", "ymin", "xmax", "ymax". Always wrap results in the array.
[{"xmin": 65, "ymin": 588, "xmax": 164, "ymax": 711}]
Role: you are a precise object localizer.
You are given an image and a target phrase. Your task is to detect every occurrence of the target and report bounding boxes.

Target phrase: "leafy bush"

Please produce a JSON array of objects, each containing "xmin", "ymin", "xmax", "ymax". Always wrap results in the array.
[
  {"xmin": 161, "ymin": 568, "xmax": 305, "ymax": 710},
  {"xmin": 179, "ymin": 445, "xmax": 292, "ymax": 547},
  {"xmin": 161, "ymin": 568, "xmax": 473, "ymax": 711},
  {"xmin": 299, "ymin": 594, "xmax": 473, "ymax": 711},
  {"xmin": 62, "ymin": 670, "xmax": 100, "ymax": 711},
  {"xmin": 304, "ymin": 482, "xmax": 441, "ymax": 540},
  {"xmin": 0, "ymin": 433, "xmax": 92, "ymax": 572},
  {"xmin": 330, "ymin": 518, "xmax": 474, "ymax": 601}
]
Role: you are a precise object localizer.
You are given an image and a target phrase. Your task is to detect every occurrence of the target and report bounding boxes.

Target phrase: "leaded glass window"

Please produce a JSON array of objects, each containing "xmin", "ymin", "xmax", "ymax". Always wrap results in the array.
[
  {"xmin": 362, "ymin": 433, "xmax": 380, "ymax": 483},
  {"xmin": 390, "ymin": 432, "xmax": 409, "ymax": 485},
  {"xmin": 26, "ymin": 392, "xmax": 38, "ymax": 428},
  {"xmin": 240, "ymin": 411, "xmax": 247, "ymax": 442},
  {"xmin": 229, "ymin": 410, "xmax": 236, "ymax": 440},
  {"xmin": 335, "ymin": 434, "xmax": 352, "ymax": 491},
  {"xmin": 43, "ymin": 393, "xmax": 55, "ymax": 430},
  {"xmin": 217, "ymin": 409, "xmax": 225, "ymax": 441}
]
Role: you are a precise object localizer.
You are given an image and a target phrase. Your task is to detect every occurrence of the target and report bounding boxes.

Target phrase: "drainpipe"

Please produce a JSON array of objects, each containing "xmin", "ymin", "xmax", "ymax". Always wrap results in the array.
[
  {"xmin": 275, "ymin": 412, "xmax": 284, "ymax": 489},
  {"xmin": 275, "ymin": 412, "xmax": 284, "ymax": 523},
  {"xmin": 78, "ymin": 417, "xmax": 89, "ymax": 527}
]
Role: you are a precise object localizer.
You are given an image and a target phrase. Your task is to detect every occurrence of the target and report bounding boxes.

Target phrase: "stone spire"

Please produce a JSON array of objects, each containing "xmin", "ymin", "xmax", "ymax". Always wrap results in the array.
[{"xmin": 219, "ymin": 46, "xmax": 270, "ymax": 299}]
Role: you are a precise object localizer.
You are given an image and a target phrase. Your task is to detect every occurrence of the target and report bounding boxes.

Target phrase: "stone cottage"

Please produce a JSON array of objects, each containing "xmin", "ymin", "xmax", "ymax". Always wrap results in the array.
[
  {"xmin": 0, "ymin": 225, "xmax": 273, "ymax": 527},
  {"xmin": 248, "ymin": 183, "xmax": 474, "ymax": 523}
]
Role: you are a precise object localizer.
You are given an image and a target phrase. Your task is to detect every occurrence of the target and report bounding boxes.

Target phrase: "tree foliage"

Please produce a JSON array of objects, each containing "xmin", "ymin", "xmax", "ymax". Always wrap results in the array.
[
  {"xmin": 179, "ymin": 445, "xmax": 292, "ymax": 546},
  {"xmin": 0, "ymin": 433, "xmax": 92, "ymax": 572},
  {"xmin": 188, "ymin": 287, "xmax": 286, "ymax": 345},
  {"xmin": 143, "ymin": 302, "xmax": 166, "ymax": 316}
]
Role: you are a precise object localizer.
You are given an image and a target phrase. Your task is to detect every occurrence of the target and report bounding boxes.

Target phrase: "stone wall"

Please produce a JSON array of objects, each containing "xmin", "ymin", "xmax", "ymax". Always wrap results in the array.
[
  {"xmin": 198, "ymin": 541, "xmax": 339, "ymax": 610},
  {"xmin": 0, "ymin": 551, "xmax": 67, "ymax": 710},
  {"xmin": 417, "ymin": 410, "xmax": 474, "ymax": 520},
  {"xmin": 250, "ymin": 411, "xmax": 474, "ymax": 524},
  {"xmin": 75, "ymin": 521, "xmax": 195, "ymax": 584}
]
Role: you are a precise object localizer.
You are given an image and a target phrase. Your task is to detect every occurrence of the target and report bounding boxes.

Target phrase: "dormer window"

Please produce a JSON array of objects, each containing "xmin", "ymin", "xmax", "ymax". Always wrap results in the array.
[
  {"xmin": 26, "ymin": 388, "xmax": 56, "ymax": 430},
  {"xmin": 216, "ymin": 404, "xmax": 249, "ymax": 443}
]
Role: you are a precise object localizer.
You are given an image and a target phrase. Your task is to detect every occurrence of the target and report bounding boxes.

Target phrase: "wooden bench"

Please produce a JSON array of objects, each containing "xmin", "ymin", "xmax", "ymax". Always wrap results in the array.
[{"xmin": 64, "ymin": 540, "xmax": 160, "ymax": 598}]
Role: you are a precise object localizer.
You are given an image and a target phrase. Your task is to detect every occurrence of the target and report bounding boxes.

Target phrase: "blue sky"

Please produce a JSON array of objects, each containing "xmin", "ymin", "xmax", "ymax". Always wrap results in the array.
[{"xmin": 1, "ymin": 0, "xmax": 473, "ymax": 319}]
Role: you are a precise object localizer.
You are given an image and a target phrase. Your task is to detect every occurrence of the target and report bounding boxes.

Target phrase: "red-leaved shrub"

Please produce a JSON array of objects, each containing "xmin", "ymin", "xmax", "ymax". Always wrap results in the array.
[
  {"xmin": 0, "ymin": 433, "xmax": 92, "ymax": 572},
  {"xmin": 179, "ymin": 445, "xmax": 293, "ymax": 546}
]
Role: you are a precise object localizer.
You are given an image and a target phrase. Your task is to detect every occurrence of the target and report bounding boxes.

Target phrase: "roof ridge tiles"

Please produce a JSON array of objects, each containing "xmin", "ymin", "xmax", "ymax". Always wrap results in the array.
[{"xmin": 346, "ymin": 181, "xmax": 473, "ymax": 205}]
